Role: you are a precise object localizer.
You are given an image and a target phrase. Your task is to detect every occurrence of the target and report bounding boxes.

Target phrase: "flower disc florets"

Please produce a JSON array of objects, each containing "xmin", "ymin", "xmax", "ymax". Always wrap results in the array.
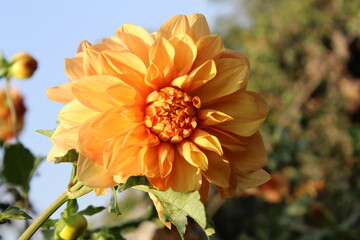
[{"xmin": 145, "ymin": 87, "xmax": 201, "ymax": 143}]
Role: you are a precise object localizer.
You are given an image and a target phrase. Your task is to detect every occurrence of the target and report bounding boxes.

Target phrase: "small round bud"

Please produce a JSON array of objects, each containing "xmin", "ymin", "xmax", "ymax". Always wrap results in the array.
[
  {"xmin": 58, "ymin": 214, "xmax": 88, "ymax": 240},
  {"xmin": 9, "ymin": 52, "xmax": 37, "ymax": 79}
]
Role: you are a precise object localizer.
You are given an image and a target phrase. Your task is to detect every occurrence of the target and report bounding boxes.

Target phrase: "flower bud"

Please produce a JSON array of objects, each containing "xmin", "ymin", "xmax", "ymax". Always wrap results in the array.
[
  {"xmin": 58, "ymin": 214, "xmax": 88, "ymax": 240},
  {"xmin": 9, "ymin": 52, "xmax": 37, "ymax": 79}
]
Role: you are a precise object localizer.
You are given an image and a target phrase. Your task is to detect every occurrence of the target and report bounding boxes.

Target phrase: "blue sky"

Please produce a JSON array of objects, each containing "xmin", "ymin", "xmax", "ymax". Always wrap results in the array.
[{"xmin": 0, "ymin": 0, "xmax": 236, "ymax": 238}]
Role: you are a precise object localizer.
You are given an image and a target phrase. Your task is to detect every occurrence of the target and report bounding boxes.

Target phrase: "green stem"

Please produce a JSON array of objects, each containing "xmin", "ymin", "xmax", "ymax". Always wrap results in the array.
[
  {"xmin": 4, "ymin": 77, "xmax": 19, "ymax": 142},
  {"xmin": 18, "ymin": 191, "xmax": 69, "ymax": 240}
]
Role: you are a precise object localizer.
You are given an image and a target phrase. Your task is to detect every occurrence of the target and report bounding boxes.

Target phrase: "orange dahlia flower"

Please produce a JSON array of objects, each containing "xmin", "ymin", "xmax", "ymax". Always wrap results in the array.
[
  {"xmin": 0, "ymin": 89, "xmax": 26, "ymax": 141},
  {"xmin": 47, "ymin": 14, "xmax": 270, "ymax": 198}
]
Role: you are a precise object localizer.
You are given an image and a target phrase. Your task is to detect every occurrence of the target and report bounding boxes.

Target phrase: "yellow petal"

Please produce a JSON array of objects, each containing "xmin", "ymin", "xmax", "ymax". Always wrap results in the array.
[
  {"xmin": 191, "ymin": 129, "xmax": 223, "ymax": 155},
  {"xmin": 71, "ymin": 75, "xmax": 120, "ymax": 112},
  {"xmin": 176, "ymin": 140, "xmax": 208, "ymax": 171},
  {"xmin": 206, "ymin": 91, "xmax": 268, "ymax": 137},
  {"xmin": 187, "ymin": 14, "xmax": 211, "ymax": 40},
  {"xmin": 58, "ymin": 99, "xmax": 98, "ymax": 129},
  {"xmin": 236, "ymin": 169, "xmax": 271, "ymax": 189},
  {"xmin": 226, "ymin": 132, "xmax": 267, "ymax": 173},
  {"xmin": 47, "ymin": 82, "xmax": 75, "ymax": 103},
  {"xmin": 192, "ymin": 35, "xmax": 224, "ymax": 68},
  {"xmin": 201, "ymin": 149, "xmax": 230, "ymax": 188},
  {"xmin": 197, "ymin": 109, "xmax": 234, "ymax": 126},
  {"xmin": 157, "ymin": 15, "xmax": 193, "ymax": 40},
  {"xmin": 106, "ymin": 81, "xmax": 138, "ymax": 107},
  {"xmin": 65, "ymin": 57, "xmax": 85, "ymax": 81},
  {"xmin": 196, "ymin": 57, "xmax": 250, "ymax": 105},
  {"xmin": 149, "ymin": 38, "xmax": 175, "ymax": 79},
  {"xmin": 48, "ymin": 125, "xmax": 79, "ymax": 161},
  {"xmin": 90, "ymin": 107, "xmax": 140, "ymax": 139},
  {"xmin": 168, "ymin": 34, "xmax": 197, "ymax": 77},
  {"xmin": 77, "ymin": 154, "xmax": 117, "ymax": 189},
  {"xmin": 116, "ymin": 24, "xmax": 154, "ymax": 65},
  {"xmin": 187, "ymin": 59, "xmax": 216, "ymax": 93}
]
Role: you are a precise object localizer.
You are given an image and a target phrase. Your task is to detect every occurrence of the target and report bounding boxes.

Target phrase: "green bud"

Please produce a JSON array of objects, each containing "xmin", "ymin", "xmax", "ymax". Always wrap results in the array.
[{"xmin": 58, "ymin": 214, "xmax": 87, "ymax": 240}]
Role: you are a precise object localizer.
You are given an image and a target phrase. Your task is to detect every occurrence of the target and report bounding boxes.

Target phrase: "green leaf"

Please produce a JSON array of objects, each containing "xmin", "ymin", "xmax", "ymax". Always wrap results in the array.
[
  {"xmin": 36, "ymin": 129, "xmax": 55, "ymax": 138},
  {"xmin": 132, "ymin": 185, "xmax": 215, "ymax": 240},
  {"xmin": 108, "ymin": 187, "xmax": 121, "ymax": 216},
  {"xmin": 118, "ymin": 176, "xmax": 150, "ymax": 192},
  {"xmin": 3, "ymin": 143, "xmax": 35, "ymax": 192},
  {"xmin": 91, "ymin": 228, "xmax": 125, "ymax": 240},
  {"xmin": 54, "ymin": 149, "xmax": 78, "ymax": 164},
  {"xmin": 79, "ymin": 205, "xmax": 105, "ymax": 216},
  {"xmin": 0, "ymin": 206, "xmax": 32, "ymax": 224},
  {"xmin": 41, "ymin": 218, "xmax": 59, "ymax": 230}
]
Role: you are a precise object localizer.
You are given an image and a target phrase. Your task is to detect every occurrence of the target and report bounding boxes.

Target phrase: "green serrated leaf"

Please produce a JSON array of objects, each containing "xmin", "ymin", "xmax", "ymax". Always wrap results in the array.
[
  {"xmin": 0, "ymin": 206, "xmax": 32, "ymax": 223},
  {"xmin": 54, "ymin": 149, "xmax": 78, "ymax": 164},
  {"xmin": 79, "ymin": 205, "xmax": 105, "ymax": 216},
  {"xmin": 133, "ymin": 186, "xmax": 215, "ymax": 240},
  {"xmin": 108, "ymin": 187, "xmax": 121, "ymax": 216},
  {"xmin": 36, "ymin": 129, "xmax": 55, "ymax": 138},
  {"xmin": 118, "ymin": 176, "xmax": 150, "ymax": 192},
  {"xmin": 3, "ymin": 143, "xmax": 35, "ymax": 192}
]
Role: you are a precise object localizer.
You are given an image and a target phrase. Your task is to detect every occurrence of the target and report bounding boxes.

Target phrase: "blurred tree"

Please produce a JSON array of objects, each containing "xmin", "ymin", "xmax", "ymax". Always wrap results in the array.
[{"xmin": 209, "ymin": 0, "xmax": 360, "ymax": 239}]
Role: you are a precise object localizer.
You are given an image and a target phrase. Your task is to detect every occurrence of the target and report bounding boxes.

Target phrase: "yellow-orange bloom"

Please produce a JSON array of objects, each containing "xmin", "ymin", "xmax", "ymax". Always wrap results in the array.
[
  {"xmin": 47, "ymin": 14, "xmax": 270, "ymax": 198},
  {"xmin": 0, "ymin": 89, "xmax": 26, "ymax": 141}
]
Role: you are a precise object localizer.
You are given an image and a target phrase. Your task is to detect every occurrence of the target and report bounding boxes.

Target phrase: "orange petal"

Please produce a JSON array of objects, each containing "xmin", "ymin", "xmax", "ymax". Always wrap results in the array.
[
  {"xmin": 48, "ymin": 125, "xmax": 79, "ymax": 161},
  {"xmin": 157, "ymin": 15, "xmax": 193, "ymax": 40},
  {"xmin": 71, "ymin": 75, "xmax": 120, "ymax": 112},
  {"xmin": 58, "ymin": 99, "xmax": 98, "ymax": 129},
  {"xmin": 203, "ymin": 127, "xmax": 247, "ymax": 153},
  {"xmin": 149, "ymin": 38, "xmax": 175, "ymax": 80},
  {"xmin": 103, "ymin": 134, "xmax": 143, "ymax": 176},
  {"xmin": 90, "ymin": 107, "xmax": 140, "ymax": 139},
  {"xmin": 144, "ymin": 64, "xmax": 166, "ymax": 90},
  {"xmin": 166, "ymin": 150, "xmax": 202, "ymax": 192},
  {"xmin": 226, "ymin": 132, "xmax": 267, "ymax": 174},
  {"xmin": 190, "ymin": 129, "xmax": 223, "ymax": 155},
  {"xmin": 168, "ymin": 34, "xmax": 197, "ymax": 77},
  {"xmin": 158, "ymin": 142, "xmax": 175, "ymax": 178},
  {"xmin": 77, "ymin": 40, "xmax": 92, "ymax": 53},
  {"xmin": 187, "ymin": 14, "xmax": 211, "ymax": 40},
  {"xmin": 47, "ymin": 82, "xmax": 75, "ymax": 103},
  {"xmin": 106, "ymin": 81, "xmax": 138, "ymax": 107},
  {"xmin": 206, "ymin": 91, "xmax": 268, "ymax": 137},
  {"xmin": 65, "ymin": 57, "xmax": 85, "ymax": 81},
  {"xmin": 149, "ymin": 193, "xmax": 172, "ymax": 229},
  {"xmin": 176, "ymin": 140, "xmax": 208, "ymax": 171},
  {"xmin": 101, "ymin": 50, "xmax": 147, "ymax": 75},
  {"xmin": 187, "ymin": 59, "xmax": 216, "ymax": 93},
  {"xmin": 83, "ymin": 48, "xmax": 101, "ymax": 75},
  {"xmin": 201, "ymin": 149, "xmax": 231, "ymax": 188},
  {"xmin": 78, "ymin": 117, "xmax": 106, "ymax": 165},
  {"xmin": 139, "ymin": 146, "xmax": 160, "ymax": 178},
  {"xmin": 196, "ymin": 57, "xmax": 250, "ymax": 105},
  {"xmin": 116, "ymin": 24, "xmax": 154, "ymax": 65},
  {"xmin": 77, "ymin": 154, "xmax": 117, "ymax": 189},
  {"xmin": 197, "ymin": 109, "xmax": 234, "ymax": 126},
  {"xmin": 198, "ymin": 176, "xmax": 210, "ymax": 203},
  {"xmin": 235, "ymin": 169, "xmax": 271, "ymax": 189},
  {"xmin": 192, "ymin": 35, "xmax": 224, "ymax": 68}
]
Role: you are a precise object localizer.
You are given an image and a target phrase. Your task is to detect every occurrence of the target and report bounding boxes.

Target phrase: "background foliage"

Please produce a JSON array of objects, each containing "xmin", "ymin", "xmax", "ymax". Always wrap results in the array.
[{"xmin": 209, "ymin": 0, "xmax": 360, "ymax": 239}]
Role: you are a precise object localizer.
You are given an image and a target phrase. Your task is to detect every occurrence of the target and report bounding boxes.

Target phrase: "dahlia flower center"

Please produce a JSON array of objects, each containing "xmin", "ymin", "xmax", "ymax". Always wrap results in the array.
[{"xmin": 144, "ymin": 87, "xmax": 201, "ymax": 143}]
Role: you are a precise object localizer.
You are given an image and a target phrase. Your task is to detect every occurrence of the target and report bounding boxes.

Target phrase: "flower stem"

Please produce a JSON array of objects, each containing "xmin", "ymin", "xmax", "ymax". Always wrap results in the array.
[{"xmin": 18, "ymin": 191, "xmax": 69, "ymax": 240}]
